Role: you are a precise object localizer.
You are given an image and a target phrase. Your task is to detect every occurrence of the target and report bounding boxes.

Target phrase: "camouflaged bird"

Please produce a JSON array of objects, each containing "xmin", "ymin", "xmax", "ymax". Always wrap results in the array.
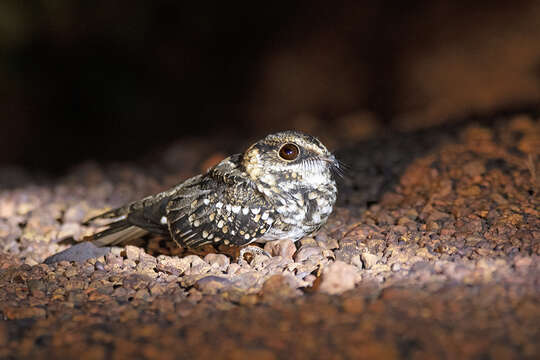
[{"xmin": 84, "ymin": 131, "xmax": 339, "ymax": 250}]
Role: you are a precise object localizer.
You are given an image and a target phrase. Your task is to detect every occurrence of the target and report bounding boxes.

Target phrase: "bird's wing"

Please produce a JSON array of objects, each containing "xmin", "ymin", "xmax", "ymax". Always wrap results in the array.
[{"xmin": 167, "ymin": 157, "xmax": 275, "ymax": 248}]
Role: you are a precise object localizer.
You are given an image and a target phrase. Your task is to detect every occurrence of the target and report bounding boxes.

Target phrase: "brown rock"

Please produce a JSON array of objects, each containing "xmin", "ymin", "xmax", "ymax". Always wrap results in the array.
[
  {"xmin": 315, "ymin": 232, "xmax": 340, "ymax": 250},
  {"xmin": 260, "ymin": 274, "xmax": 300, "ymax": 301},
  {"xmin": 263, "ymin": 239, "xmax": 297, "ymax": 259},
  {"xmin": 195, "ymin": 276, "xmax": 232, "ymax": 294},
  {"xmin": 124, "ymin": 245, "xmax": 142, "ymax": 260},
  {"xmin": 319, "ymin": 261, "xmax": 359, "ymax": 295},
  {"xmin": 361, "ymin": 252, "xmax": 379, "ymax": 269},
  {"xmin": 294, "ymin": 246, "xmax": 323, "ymax": 263}
]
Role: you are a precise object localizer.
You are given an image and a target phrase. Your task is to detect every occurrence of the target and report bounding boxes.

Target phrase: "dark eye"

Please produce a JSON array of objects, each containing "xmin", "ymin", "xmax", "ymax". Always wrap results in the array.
[{"xmin": 278, "ymin": 143, "xmax": 299, "ymax": 161}]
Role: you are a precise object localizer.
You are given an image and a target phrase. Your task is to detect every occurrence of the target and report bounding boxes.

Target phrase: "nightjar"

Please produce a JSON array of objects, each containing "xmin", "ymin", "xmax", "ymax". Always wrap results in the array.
[{"xmin": 85, "ymin": 131, "xmax": 339, "ymax": 250}]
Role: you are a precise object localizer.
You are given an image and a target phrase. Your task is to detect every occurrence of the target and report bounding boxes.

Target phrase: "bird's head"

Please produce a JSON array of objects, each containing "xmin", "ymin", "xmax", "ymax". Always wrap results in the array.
[{"xmin": 242, "ymin": 131, "xmax": 340, "ymax": 188}]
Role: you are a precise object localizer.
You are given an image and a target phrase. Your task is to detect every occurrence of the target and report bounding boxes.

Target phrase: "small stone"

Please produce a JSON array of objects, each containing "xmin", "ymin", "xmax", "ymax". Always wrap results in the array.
[
  {"xmin": 156, "ymin": 256, "xmax": 190, "ymax": 275},
  {"xmin": 263, "ymin": 239, "xmax": 297, "ymax": 259},
  {"xmin": 319, "ymin": 261, "xmax": 359, "ymax": 295},
  {"xmin": 294, "ymin": 246, "xmax": 323, "ymax": 263},
  {"xmin": 27, "ymin": 279, "xmax": 46, "ymax": 295},
  {"xmin": 299, "ymin": 237, "xmax": 318, "ymax": 247},
  {"xmin": 64, "ymin": 203, "xmax": 89, "ymax": 223},
  {"xmin": 351, "ymin": 255, "xmax": 363, "ymax": 268},
  {"xmin": 123, "ymin": 259, "xmax": 137, "ymax": 268},
  {"xmin": 260, "ymin": 274, "xmax": 300, "ymax": 301},
  {"xmin": 123, "ymin": 274, "xmax": 150, "ymax": 290},
  {"xmin": 139, "ymin": 252, "xmax": 157, "ymax": 264},
  {"xmin": 64, "ymin": 267, "xmax": 79, "ymax": 278},
  {"xmin": 134, "ymin": 288, "xmax": 150, "ymax": 300},
  {"xmin": 124, "ymin": 245, "xmax": 141, "ymax": 260},
  {"xmin": 88, "ymin": 289, "xmax": 113, "ymax": 302},
  {"xmin": 204, "ymin": 254, "xmax": 230, "ymax": 271},
  {"xmin": 195, "ymin": 276, "xmax": 232, "ymax": 294},
  {"xmin": 149, "ymin": 282, "xmax": 167, "ymax": 296},
  {"xmin": 106, "ymin": 254, "xmax": 124, "ymax": 268},
  {"xmin": 334, "ymin": 241, "xmax": 360, "ymax": 263},
  {"xmin": 391, "ymin": 263, "xmax": 401, "ymax": 272},
  {"xmin": 315, "ymin": 232, "xmax": 339, "ymax": 250},
  {"xmin": 57, "ymin": 222, "xmax": 82, "ymax": 241},
  {"xmin": 361, "ymin": 252, "xmax": 379, "ymax": 269},
  {"xmin": 251, "ymin": 254, "xmax": 270, "ymax": 268},
  {"xmin": 64, "ymin": 279, "xmax": 85, "ymax": 291},
  {"xmin": 227, "ymin": 263, "xmax": 241, "ymax": 275},
  {"xmin": 232, "ymin": 271, "xmax": 265, "ymax": 290},
  {"xmin": 24, "ymin": 257, "xmax": 39, "ymax": 266},
  {"xmin": 184, "ymin": 255, "xmax": 211, "ymax": 275},
  {"xmin": 110, "ymin": 247, "xmax": 123, "ymax": 256},
  {"xmin": 426, "ymin": 221, "xmax": 439, "ymax": 231}
]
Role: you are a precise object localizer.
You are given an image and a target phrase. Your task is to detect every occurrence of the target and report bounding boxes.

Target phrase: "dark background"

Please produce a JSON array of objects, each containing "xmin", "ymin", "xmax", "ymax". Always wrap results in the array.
[{"xmin": 1, "ymin": 0, "xmax": 539, "ymax": 173}]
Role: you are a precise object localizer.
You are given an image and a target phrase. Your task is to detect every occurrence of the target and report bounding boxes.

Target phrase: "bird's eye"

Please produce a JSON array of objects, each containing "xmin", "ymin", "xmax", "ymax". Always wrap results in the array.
[{"xmin": 278, "ymin": 143, "xmax": 299, "ymax": 161}]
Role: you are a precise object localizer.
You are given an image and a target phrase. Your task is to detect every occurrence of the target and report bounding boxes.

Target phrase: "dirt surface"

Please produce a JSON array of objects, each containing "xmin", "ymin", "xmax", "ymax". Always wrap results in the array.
[{"xmin": 1, "ymin": 114, "xmax": 539, "ymax": 359}]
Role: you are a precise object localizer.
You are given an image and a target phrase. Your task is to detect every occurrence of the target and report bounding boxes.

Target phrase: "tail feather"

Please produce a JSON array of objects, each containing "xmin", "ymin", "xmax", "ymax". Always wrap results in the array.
[
  {"xmin": 83, "ymin": 206, "xmax": 130, "ymax": 225},
  {"xmin": 83, "ymin": 196, "xmax": 169, "ymax": 247},
  {"xmin": 88, "ymin": 224, "xmax": 149, "ymax": 247}
]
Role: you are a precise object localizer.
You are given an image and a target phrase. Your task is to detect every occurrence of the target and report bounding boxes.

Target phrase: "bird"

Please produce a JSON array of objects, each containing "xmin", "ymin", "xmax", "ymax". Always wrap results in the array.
[{"xmin": 83, "ymin": 131, "xmax": 340, "ymax": 252}]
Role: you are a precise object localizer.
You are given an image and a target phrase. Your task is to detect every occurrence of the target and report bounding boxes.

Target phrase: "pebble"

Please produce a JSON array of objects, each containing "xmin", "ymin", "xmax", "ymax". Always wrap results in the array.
[
  {"xmin": 319, "ymin": 261, "xmax": 359, "ymax": 295},
  {"xmin": 294, "ymin": 246, "xmax": 323, "ymax": 263},
  {"xmin": 315, "ymin": 232, "xmax": 340, "ymax": 250},
  {"xmin": 156, "ymin": 256, "xmax": 190, "ymax": 275},
  {"xmin": 263, "ymin": 239, "xmax": 297, "ymax": 259},
  {"xmin": 124, "ymin": 245, "xmax": 141, "ymax": 261},
  {"xmin": 361, "ymin": 252, "xmax": 379, "ymax": 269},
  {"xmin": 204, "ymin": 253, "xmax": 230, "ymax": 272},
  {"xmin": 195, "ymin": 276, "xmax": 232, "ymax": 294},
  {"xmin": 260, "ymin": 274, "xmax": 300, "ymax": 301}
]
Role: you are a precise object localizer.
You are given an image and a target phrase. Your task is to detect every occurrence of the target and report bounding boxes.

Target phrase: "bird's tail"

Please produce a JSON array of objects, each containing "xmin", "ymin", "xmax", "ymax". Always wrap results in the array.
[
  {"xmin": 83, "ymin": 205, "xmax": 149, "ymax": 247},
  {"xmin": 82, "ymin": 193, "xmax": 171, "ymax": 247}
]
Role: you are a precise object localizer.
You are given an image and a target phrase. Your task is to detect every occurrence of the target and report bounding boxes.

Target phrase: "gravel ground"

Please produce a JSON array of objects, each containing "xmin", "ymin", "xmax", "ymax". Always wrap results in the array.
[{"xmin": 0, "ymin": 114, "xmax": 539, "ymax": 359}]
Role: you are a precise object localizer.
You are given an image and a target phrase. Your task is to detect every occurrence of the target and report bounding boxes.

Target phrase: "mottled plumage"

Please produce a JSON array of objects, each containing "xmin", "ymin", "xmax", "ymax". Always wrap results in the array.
[{"xmin": 85, "ymin": 131, "xmax": 339, "ymax": 249}]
